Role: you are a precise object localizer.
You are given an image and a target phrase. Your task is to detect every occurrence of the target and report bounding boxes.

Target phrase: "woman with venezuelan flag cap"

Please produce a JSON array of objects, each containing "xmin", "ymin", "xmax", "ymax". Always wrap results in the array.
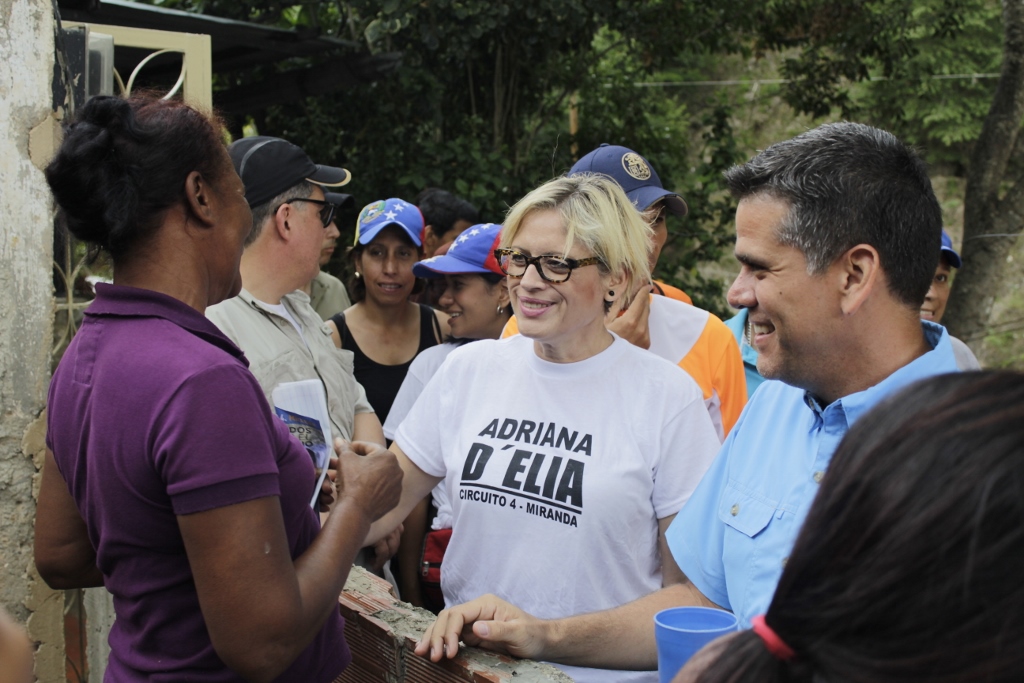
[{"xmin": 328, "ymin": 198, "xmax": 449, "ymax": 427}]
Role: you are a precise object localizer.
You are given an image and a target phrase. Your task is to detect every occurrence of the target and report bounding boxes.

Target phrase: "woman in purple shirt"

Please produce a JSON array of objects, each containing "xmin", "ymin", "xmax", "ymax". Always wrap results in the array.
[{"xmin": 33, "ymin": 94, "xmax": 401, "ymax": 682}]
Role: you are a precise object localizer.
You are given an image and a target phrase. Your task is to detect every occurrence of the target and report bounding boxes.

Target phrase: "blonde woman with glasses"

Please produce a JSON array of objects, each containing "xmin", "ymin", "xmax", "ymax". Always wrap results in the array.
[{"xmin": 361, "ymin": 174, "xmax": 721, "ymax": 683}]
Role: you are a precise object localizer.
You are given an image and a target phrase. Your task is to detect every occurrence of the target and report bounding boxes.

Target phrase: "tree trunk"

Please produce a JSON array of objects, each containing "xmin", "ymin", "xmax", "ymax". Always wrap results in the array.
[{"xmin": 944, "ymin": 0, "xmax": 1024, "ymax": 346}]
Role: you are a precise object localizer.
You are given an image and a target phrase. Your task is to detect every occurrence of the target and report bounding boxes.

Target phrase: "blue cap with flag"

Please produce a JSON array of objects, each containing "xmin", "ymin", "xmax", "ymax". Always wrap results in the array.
[
  {"xmin": 413, "ymin": 223, "xmax": 503, "ymax": 278},
  {"xmin": 354, "ymin": 198, "xmax": 423, "ymax": 247}
]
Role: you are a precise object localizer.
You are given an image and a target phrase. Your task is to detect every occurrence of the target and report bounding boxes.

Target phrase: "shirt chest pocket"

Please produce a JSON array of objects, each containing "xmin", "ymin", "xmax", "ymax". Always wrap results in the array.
[
  {"xmin": 718, "ymin": 483, "xmax": 777, "ymax": 538},
  {"xmin": 251, "ymin": 347, "xmax": 314, "ymax": 399}
]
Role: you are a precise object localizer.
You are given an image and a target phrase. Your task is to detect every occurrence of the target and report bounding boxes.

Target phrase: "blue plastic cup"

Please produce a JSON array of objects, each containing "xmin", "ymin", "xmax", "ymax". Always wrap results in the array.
[{"xmin": 654, "ymin": 606, "xmax": 739, "ymax": 683}]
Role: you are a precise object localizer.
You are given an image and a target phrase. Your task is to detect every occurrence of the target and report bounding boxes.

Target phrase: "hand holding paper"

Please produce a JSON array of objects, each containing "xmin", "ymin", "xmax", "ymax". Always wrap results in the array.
[{"xmin": 271, "ymin": 379, "xmax": 334, "ymax": 509}]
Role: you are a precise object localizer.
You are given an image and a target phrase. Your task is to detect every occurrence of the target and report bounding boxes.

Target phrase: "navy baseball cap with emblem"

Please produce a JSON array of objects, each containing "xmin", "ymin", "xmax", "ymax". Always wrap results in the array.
[
  {"xmin": 354, "ymin": 198, "xmax": 424, "ymax": 247},
  {"xmin": 412, "ymin": 223, "xmax": 503, "ymax": 278},
  {"xmin": 941, "ymin": 230, "xmax": 962, "ymax": 268},
  {"xmin": 229, "ymin": 136, "xmax": 351, "ymax": 209},
  {"xmin": 570, "ymin": 143, "xmax": 688, "ymax": 217}
]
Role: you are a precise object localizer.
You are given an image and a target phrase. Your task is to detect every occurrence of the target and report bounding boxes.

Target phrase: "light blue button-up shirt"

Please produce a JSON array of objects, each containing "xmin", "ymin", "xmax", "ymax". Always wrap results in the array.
[{"xmin": 666, "ymin": 321, "xmax": 959, "ymax": 625}]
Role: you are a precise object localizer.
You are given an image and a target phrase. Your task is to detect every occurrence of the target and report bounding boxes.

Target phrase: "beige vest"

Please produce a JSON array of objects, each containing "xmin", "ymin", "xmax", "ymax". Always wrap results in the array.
[{"xmin": 207, "ymin": 288, "xmax": 372, "ymax": 441}]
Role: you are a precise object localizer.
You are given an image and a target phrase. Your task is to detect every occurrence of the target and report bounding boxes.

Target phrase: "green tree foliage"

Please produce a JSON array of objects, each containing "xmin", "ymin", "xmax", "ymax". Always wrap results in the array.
[
  {"xmin": 748, "ymin": 0, "xmax": 1024, "ymax": 361},
  {"xmin": 754, "ymin": 0, "xmax": 1003, "ymax": 169},
  {"xmin": 143, "ymin": 0, "xmax": 1015, "ymax": 329},
  {"xmin": 144, "ymin": 0, "xmax": 760, "ymax": 314}
]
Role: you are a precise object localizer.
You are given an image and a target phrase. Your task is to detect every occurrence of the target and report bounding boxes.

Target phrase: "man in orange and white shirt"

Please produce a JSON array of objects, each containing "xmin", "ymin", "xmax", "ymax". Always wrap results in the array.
[{"xmin": 504, "ymin": 144, "xmax": 746, "ymax": 439}]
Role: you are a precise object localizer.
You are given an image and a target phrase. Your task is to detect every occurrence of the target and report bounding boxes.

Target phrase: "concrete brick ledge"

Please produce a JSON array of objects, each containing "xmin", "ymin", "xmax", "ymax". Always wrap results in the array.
[{"xmin": 338, "ymin": 567, "xmax": 573, "ymax": 682}]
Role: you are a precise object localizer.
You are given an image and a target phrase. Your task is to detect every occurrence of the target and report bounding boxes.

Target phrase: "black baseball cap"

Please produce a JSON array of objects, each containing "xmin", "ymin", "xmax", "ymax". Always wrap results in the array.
[
  {"xmin": 229, "ymin": 136, "xmax": 351, "ymax": 209},
  {"xmin": 324, "ymin": 192, "xmax": 355, "ymax": 210},
  {"xmin": 570, "ymin": 144, "xmax": 688, "ymax": 216}
]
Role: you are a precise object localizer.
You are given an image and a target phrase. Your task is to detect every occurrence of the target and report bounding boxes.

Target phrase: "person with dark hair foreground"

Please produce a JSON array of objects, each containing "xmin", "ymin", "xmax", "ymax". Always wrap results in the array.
[
  {"xmin": 414, "ymin": 122, "xmax": 961, "ymax": 673},
  {"xmin": 675, "ymin": 370, "xmax": 1024, "ymax": 683},
  {"xmin": 34, "ymin": 95, "xmax": 402, "ymax": 682}
]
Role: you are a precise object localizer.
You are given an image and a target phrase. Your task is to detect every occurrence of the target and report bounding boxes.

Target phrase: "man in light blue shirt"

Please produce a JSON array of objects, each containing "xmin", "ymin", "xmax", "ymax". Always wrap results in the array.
[
  {"xmin": 412, "ymin": 122, "xmax": 959, "ymax": 672},
  {"xmin": 666, "ymin": 322, "xmax": 956, "ymax": 624}
]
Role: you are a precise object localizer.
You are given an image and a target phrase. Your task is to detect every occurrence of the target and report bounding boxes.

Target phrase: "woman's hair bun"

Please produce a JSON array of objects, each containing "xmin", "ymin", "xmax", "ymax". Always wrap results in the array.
[
  {"xmin": 44, "ymin": 94, "xmax": 228, "ymax": 260},
  {"xmin": 45, "ymin": 96, "xmax": 140, "ymax": 249}
]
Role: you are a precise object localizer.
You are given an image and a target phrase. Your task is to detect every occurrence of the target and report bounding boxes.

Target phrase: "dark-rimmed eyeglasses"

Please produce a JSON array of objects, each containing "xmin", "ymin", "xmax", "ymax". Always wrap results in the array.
[
  {"xmin": 493, "ymin": 248, "xmax": 603, "ymax": 284},
  {"xmin": 276, "ymin": 197, "xmax": 336, "ymax": 228}
]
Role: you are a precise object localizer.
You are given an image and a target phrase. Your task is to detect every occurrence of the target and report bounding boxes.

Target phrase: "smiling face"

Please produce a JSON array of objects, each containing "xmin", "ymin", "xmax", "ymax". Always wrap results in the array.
[
  {"xmin": 438, "ymin": 274, "xmax": 509, "ymax": 340},
  {"xmin": 507, "ymin": 209, "xmax": 616, "ymax": 363},
  {"xmin": 355, "ymin": 225, "xmax": 420, "ymax": 305},
  {"xmin": 727, "ymin": 195, "xmax": 843, "ymax": 394},
  {"xmin": 920, "ymin": 260, "xmax": 952, "ymax": 323}
]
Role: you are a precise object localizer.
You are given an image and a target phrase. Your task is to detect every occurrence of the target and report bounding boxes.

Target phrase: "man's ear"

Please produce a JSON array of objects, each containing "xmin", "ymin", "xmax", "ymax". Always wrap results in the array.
[
  {"xmin": 272, "ymin": 203, "xmax": 293, "ymax": 241},
  {"xmin": 837, "ymin": 244, "xmax": 881, "ymax": 316},
  {"xmin": 422, "ymin": 224, "xmax": 438, "ymax": 251},
  {"xmin": 183, "ymin": 171, "xmax": 216, "ymax": 228}
]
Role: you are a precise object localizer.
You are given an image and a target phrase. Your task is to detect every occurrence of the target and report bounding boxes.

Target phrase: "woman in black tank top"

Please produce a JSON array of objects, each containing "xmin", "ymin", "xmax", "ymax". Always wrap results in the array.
[{"xmin": 327, "ymin": 199, "xmax": 448, "ymax": 427}]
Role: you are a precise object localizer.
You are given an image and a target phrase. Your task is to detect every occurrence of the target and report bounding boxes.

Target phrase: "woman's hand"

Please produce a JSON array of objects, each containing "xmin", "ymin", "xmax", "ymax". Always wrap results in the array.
[
  {"xmin": 334, "ymin": 439, "xmax": 404, "ymax": 523},
  {"xmin": 414, "ymin": 594, "xmax": 548, "ymax": 662}
]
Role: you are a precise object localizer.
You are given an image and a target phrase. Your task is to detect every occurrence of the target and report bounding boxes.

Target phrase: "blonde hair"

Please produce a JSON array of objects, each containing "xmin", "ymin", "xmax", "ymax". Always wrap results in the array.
[{"xmin": 500, "ymin": 174, "xmax": 652, "ymax": 299}]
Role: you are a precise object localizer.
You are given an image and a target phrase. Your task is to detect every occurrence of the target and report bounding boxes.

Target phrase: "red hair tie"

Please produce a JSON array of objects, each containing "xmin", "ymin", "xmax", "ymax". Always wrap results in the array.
[{"xmin": 751, "ymin": 614, "xmax": 796, "ymax": 661}]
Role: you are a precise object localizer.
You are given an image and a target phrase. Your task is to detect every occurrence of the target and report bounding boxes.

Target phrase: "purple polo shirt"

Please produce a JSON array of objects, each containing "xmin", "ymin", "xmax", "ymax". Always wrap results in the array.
[{"xmin": 46, "ymin": 284, "xmax": 349, "ymax": 682}]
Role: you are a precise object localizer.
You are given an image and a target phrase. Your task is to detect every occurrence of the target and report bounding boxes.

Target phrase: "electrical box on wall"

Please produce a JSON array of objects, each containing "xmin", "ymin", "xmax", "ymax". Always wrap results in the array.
[
  {"xmin": 87, "ymin": 31, "xmax": 114, "ymax": 98},
  {"xmin": 55, "ymin": 25, "xmax": 114, "ymax": 112}
]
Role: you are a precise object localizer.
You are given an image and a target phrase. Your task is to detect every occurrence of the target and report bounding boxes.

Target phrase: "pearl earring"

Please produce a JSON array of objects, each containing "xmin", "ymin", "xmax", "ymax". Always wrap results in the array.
[{"xmin": 496, "ymin": 305, "xmax": 504, "ymax": 315}]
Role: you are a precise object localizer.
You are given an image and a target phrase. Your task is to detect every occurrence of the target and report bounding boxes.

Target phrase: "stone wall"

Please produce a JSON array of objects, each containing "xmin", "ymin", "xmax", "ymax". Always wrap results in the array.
[
  {"xmin": 0, "ymin": 0, "xmax": 65, "ymax": 679},
  {"xmin": 339, "ymin": 567, "xmax": 573, "ymax": 683}
]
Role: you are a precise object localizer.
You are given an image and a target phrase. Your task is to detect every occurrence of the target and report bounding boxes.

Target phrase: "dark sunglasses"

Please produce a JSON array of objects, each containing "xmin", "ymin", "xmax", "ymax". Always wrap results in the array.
[{"xmin": 276, "ymin": 197, "xmax": 336, "ymax": 228}]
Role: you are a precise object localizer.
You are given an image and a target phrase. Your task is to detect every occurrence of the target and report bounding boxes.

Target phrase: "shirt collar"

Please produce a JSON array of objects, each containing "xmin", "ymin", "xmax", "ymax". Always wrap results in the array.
[
  {"xmin": 803, "ymin": 320, "xmax": 957, "ymax": 426},
  {"xmin": 235, "ymin": 287, "xmax": 311, "ymax": 312},
  {"xmin": 88, "ymin": 283, "xmax": 247, "ymax": 364}
]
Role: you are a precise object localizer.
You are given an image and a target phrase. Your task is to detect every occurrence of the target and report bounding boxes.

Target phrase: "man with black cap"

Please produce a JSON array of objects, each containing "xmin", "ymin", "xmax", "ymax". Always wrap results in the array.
[
  {"xmin": 503, "ymin": 144, "xmax": 748, "ymax": 439},
  {"xmin": 207, "ymin": 136, "xmax": 384, "ymax": 447}
]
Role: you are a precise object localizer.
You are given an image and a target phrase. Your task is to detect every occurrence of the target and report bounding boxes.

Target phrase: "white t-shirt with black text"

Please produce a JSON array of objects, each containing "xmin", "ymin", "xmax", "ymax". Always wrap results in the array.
[{"xmin": 395, "ymin": 334, "xmax": 720, "ymax": 683}]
